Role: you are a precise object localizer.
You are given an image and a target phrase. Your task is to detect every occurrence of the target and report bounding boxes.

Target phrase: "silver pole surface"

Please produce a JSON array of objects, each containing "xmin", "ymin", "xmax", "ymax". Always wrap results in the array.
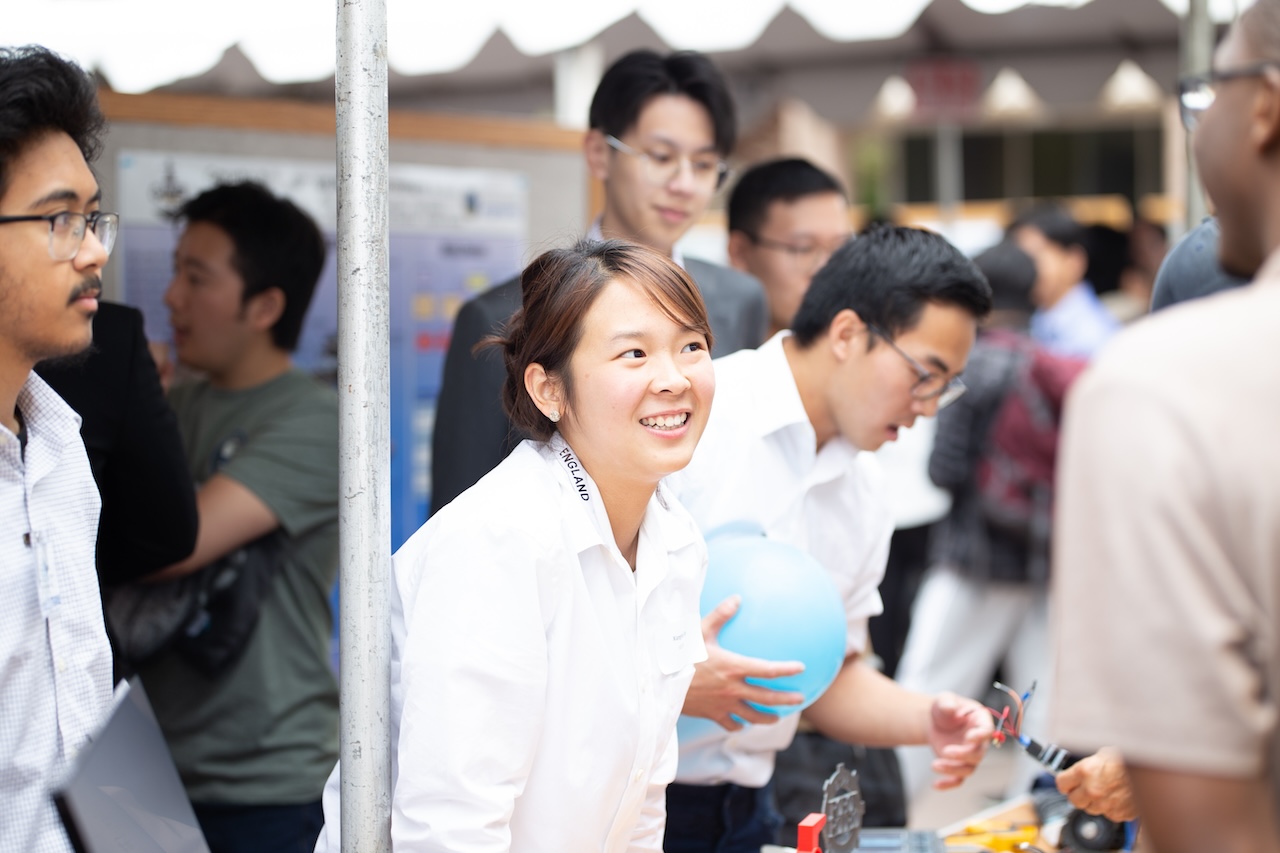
[
  {"xmin": 1182, "ymin": 0, "xmax": 1212, "ymax": 228},
  {"xmin": 335, "ymin": 0, "xmax": 391, "ymax": 850},
  {"xmin": 934, "ymin": 121, "xmax": 963, "ymax": 223}
]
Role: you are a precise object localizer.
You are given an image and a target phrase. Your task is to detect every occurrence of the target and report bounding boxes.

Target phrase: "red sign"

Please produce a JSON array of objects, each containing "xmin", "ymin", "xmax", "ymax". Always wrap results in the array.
[{"xmin": 906, "ymin": 58, "xmax": 980, "ymax": 117}]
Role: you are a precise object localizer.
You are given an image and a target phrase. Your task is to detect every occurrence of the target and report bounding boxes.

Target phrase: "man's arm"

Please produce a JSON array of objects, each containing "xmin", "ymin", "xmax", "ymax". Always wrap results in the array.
[
  {"xmin": 802, "ymin": 656, "xmax": 992, "ymax": 789},
  {"xmin": 146, "ymin": 474, "xmax": 277, "ymax": 581},
  {"xmin": 1127, "ymin": 765, "xmax": 1280, "ymax": 853}
]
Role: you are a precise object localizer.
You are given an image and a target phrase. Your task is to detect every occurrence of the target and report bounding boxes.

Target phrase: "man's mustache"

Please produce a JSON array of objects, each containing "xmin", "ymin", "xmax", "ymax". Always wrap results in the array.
[{"xmin": 68, "ymin": 276, "xmax": 102, "ymax": 306}]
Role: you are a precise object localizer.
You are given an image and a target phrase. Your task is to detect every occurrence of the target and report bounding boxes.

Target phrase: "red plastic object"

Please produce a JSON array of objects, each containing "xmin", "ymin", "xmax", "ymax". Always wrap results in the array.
[{"xmin": 797, "ymin": 813, "xmax": 826, "ymax": 853}]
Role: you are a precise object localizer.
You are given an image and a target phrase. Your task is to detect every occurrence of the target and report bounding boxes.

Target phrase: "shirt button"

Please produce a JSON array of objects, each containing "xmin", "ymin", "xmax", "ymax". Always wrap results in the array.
[
  {"xmin": 640, "ymin": 682, "xmax": 649, "ymax": 695},
  {"xmin": 634, "ymin": 770, "xmax": 645, "ymax": 782}
]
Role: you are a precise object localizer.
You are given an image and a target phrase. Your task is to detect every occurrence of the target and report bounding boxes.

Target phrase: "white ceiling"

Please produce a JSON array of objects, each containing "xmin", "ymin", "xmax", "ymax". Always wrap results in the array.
[{"xmin": 7, "ymin": 0, "xmax": 1253, "ymax": 95}]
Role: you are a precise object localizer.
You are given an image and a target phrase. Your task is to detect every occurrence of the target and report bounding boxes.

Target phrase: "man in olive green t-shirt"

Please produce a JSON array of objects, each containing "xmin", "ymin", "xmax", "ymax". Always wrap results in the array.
[{"xmin": 139, "ymin": 182, "xmax": 337, "ymax": 853}]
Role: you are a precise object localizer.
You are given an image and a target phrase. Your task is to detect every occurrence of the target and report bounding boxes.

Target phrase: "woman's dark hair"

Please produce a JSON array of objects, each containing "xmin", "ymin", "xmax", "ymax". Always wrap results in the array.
[
  {"xmin": 0, "ymin": 46, "xmax": 104, "ymax": 200},
  {"xmin": 483, "ymin": 239, "xmax": 712, "ymax": 441}
]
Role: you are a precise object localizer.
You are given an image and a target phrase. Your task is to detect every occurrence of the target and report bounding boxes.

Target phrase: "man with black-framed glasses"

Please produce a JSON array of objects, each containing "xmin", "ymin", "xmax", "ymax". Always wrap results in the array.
[
  {"xmin": 664, "ymin": 225, "xmax": 995, "ymax": 853},
  {"xmin": 1052, "ymin": 2, "xmax": 1280, "ymax": 850},
  {"xmin": 0, "ymin": 45, "xmax": 116, "ymax": 853}
]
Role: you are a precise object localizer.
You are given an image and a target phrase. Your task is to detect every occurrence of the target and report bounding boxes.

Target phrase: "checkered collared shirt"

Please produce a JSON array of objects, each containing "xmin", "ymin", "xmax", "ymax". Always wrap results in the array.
[{"xmin": 0, "ymin": 372, "xmax": 113, "ymax": 853}]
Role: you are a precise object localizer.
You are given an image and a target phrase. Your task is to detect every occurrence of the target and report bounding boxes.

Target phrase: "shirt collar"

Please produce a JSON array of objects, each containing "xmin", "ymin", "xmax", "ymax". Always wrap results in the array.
[
  {"xmin": 15, "ymin": 372, "xmax": 82, "ymax": 442},
  {"xmin": 586, "ymin": 218, "xmax": 685, "ymax": 270},
  {"xmin": 742, "ymin": 331, "xmax": 812, "ymax": 440},
  {"xmin": 537, "ymin": 433, "xmax": 700, "ymax": 560},
  {"xmin": 5, "ymin": 372, "xmax": 84, "ymax": 479}
]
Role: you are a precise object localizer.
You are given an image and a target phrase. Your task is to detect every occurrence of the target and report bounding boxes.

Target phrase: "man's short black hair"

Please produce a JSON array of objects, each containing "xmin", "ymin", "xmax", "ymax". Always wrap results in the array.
[
  {"xmin": 1009, "ymin": 202, "xmax": 1086, "ymax": 251},
  {"xmin": 791, "ymin": 224, "xmax": 992, "ymax": 346},
  {"xmin": 588, "ymin": 50, "xmax": 736, "ymax": 158},
  {"xmin": 727, "ymin": 158, "xmax": 846, "ymax": 236},
  {"xmin": 974, "ymin": 240, "xmax": 1036, "ymax": 314},
  {"xmin": 0, "ymin": 45, "xmax": 104, "ymax": 200},
  {"xmin": 178, "ymin": 182, "xmax": 326, "ymax": 353}
]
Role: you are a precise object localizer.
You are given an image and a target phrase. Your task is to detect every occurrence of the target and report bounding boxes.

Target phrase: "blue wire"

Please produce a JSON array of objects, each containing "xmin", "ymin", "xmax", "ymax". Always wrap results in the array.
[{"xmin": 1122, "ymin": 819, "xmax": 1139, "ymax": 851}]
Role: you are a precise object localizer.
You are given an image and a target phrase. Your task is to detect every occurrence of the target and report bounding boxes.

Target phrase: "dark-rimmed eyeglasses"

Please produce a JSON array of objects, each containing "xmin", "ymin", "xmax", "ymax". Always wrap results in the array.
[
  {"xmin": 604, "ymin": 135, "xmax": 731, "ymax": 190},
  {"xmin": 744, "ymin": 233, "xmax": 852, "ymax": 275},
  {"xmin": 867, "ymin": 324, "xmax": 966, "ymax": 410},
  {"xmin": 1179, "ymin": 62, "xmax": 1280, "ymax": 132},
  {"xmin": 0, "ymin": 210, "xmax": 119, "ymax": 261}
]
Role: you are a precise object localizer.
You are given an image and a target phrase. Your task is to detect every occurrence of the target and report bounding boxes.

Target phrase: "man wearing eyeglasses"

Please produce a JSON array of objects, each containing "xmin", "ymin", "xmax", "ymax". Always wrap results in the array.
[
  {"xmin": 726, "ymin": 158, "xmax": 852, "ymax": 340},
  {"xmin": 431, "ymin": 49, "xmax": 767, "ymax": 515},
  {"xmin": 0, "ymin": 45, "xmax": 117, "ymax": 853},
  {"xmin": 664, "ymin": 226, "xmax": 995, "ymax": 853},
  {"xmin": 1051, "ymin": 2, "xmax": 1280, "ymax": 850}
]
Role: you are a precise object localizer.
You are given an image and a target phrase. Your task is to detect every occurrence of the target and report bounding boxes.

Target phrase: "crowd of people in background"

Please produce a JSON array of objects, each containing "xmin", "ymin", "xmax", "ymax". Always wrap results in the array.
[{"xmin": 3, "ymin": 2, "xmax": 1279, "ymax": 851}]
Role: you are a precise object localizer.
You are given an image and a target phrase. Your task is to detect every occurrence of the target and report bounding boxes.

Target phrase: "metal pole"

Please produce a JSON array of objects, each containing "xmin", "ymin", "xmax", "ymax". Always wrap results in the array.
[
  {"xmin": 1182, "ymin": 0, "xmax": 1212, "ymax": 228},
  {"xmin": 336, "ymin": 0, "xmax": 391, "ymax": 850},
  {"xmin": 935, "ymin": 121, "xmax": 963, "ymax": 224}
]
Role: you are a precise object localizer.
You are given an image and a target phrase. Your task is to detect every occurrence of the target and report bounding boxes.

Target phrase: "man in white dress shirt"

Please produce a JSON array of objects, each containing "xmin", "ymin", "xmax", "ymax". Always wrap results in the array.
[
  {"xmin": 0, "ymin": 45, "xmax": 117, "ymax": 853},
  {"xmin": 666, "ymin": 226, "xmax": 995, "ymax": 852}
]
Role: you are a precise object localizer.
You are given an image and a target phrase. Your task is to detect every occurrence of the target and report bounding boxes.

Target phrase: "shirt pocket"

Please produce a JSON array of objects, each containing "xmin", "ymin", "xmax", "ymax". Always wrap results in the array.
[{"xmin": 654, "ymin": 575, "xmax": 705, "ymax": 675}]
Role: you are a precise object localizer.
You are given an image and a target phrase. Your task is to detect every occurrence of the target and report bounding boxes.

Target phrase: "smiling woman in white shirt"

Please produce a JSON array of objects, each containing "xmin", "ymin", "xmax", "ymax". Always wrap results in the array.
[{"xmin": 315, "ymin": 239, "xmax": 716, "ymax": 853}]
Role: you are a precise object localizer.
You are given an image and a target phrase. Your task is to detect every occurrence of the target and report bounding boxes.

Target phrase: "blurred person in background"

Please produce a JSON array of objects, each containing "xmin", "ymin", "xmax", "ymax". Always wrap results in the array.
[
  {"xmin": 1010, "ymin": 204, "xmax": 1119, "ymax": 358},
  {"xmin": 134, "ymin": 182, "xmax": 337, "ymax": 853},
  {"xmin": 1042, "ymin": 216, "xmax": 1248, "ymax": 828},
  {"xmin": 1051, "ymin": 2, "xmax": 1280, "ymax": 849},
  {"xmin": 1149, "ymin": 215, "xmax": 1246, "ymax": 311},
  {"xmin": 895, "ymin": 241, "xmax": 1085, "ymax": 806},
  {"xmin": 726, "ymin": 157, "xmax": 851, "ymax": 339}
]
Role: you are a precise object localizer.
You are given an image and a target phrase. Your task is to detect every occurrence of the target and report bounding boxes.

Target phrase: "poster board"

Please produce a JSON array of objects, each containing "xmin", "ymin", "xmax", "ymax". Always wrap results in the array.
[{"xmin": 100, "ymin": 92, "xmax": 586, "ymax": 546}]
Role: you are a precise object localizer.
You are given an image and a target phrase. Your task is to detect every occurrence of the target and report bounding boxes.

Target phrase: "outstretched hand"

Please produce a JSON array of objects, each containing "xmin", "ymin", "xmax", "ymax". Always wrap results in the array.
[
  {"xmin": 680, "ymin": 594, "xmax": 805, "ymax": 730},
  {"xmin": 926, "ymin": 692, "xmax": 993, "ymax": 790}
]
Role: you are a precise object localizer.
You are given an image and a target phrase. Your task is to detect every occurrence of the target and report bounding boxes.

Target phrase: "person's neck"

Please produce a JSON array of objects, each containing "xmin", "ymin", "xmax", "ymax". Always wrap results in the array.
[
  {"xmin": 1040, "ymin": 280, "xmax": 1080, "ymax": 311},
  {"xmin": 595, "ymin": 475, "xmax": 654, "ymax": 571},
  {"xmin": 782, "ymin": 335, "xmax": 836, "ymax": 450},
  {"xmin": 598, "ymin": 209, "xmax": 675, "ymax": 259},
  {"xmin": 0, "ymin": 348, "xmax": 33, "ymax": 434},
  {"xmin": 208, "ymin": 346, "xmax": 293, "ymax": 391},
  {"xmin": 1254, "ymin": 201, "xmax": 1280, "ymax": 275}
]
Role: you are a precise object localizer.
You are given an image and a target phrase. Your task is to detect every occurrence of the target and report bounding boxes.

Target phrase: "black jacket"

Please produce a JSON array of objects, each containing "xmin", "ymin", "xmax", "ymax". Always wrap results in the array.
[{"xmin": 37, "ymin": 302, "xmax": 198, "ymax": 584}]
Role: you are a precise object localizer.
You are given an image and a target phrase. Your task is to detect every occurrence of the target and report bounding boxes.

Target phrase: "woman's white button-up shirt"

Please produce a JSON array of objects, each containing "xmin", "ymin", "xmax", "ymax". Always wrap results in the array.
[{"xmin": 317, "ymin": 436, "xmax": 707, "ymax": 852}]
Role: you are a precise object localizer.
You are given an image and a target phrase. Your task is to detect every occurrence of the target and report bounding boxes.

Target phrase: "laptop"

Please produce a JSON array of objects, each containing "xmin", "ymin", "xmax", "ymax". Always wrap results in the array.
[{"xmin": 53, "ymin": 678, "xmax": 210, "ymax": 853}]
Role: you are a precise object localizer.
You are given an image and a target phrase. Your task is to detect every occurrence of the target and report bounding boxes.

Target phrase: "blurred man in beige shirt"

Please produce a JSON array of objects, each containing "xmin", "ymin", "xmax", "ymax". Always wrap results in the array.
[{"xmin": 1050, "ymin": 3, "xmax": 1280, "ymax": 850}]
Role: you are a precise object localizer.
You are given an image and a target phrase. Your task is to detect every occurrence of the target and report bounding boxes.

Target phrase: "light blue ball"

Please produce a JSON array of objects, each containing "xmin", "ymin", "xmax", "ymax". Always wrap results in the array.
[{"xmin": 699, "ymin": 523, "xmax": 847, "ymax": 716}]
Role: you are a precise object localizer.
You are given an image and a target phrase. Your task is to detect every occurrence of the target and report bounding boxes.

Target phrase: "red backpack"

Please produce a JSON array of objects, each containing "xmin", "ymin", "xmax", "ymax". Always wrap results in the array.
[{"xmin": 975, "ymin": 330, "xmax": 1087, "ymax": 543}]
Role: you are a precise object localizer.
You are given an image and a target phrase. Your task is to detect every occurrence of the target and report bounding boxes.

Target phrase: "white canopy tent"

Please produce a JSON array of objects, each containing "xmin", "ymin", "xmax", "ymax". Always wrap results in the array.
[{"xmin": 9, "ymin": 0, "xmax": 1252, "ymax": 109}]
